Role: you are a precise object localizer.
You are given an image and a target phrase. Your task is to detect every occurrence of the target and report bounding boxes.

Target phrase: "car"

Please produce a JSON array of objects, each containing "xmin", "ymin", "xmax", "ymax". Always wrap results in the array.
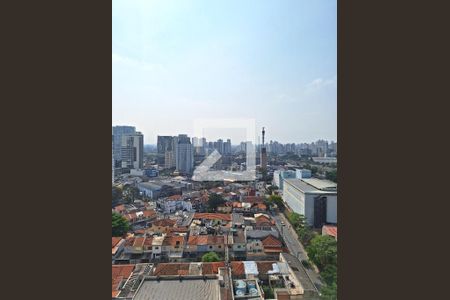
[{"xmin": 281, "ymin": 221, "xmax": 285, "ymax": 226}]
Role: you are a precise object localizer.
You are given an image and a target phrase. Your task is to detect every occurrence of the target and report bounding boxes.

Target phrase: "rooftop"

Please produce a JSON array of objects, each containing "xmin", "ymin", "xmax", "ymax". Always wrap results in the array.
[
  {"xmin": 133, "ymin": 277, "xmax": 221, "ymax": 300},
  {"xmin": 262, "ymin": 235, "xmax": 282, "ymax": 248},
  {"xmin": 112, "ymin": 264, "xmax": 134, "ymax": 297},
  {"xmin": 284, "ymin": 178, "xmax": 337, "ymax": 194},
  {"xmin": 194, "ymin": 213, "xmax": 232, "ymax": 222},
  {"xmin": 323, "ymin": 225, "xmax": 338, "ymax": 239},
  {"xmin": 152, "ymin": 219, "xmax": 176, "ymax": 227}
]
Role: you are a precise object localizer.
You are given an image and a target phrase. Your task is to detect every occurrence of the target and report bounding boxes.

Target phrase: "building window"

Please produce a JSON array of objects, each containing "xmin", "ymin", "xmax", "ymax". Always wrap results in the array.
[
  {"xmin": 218, "ymin": 245, "xmax": 222, "ymax": 248},
  {"xmin": 209, "ymin": 246, "xmax": 213, "ymax": 249}
]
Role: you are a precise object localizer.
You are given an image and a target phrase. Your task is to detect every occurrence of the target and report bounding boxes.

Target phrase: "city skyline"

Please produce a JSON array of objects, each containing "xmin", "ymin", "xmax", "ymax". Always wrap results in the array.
[{"xmin": 112, "ymin": 0, "xmax": 337, "ymax": 144}]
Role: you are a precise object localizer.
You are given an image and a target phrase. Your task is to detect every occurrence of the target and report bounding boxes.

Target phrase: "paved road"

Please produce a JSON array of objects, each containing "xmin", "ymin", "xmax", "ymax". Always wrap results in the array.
[{"xmin": 272, "ymin": 211, "xmax": 323, "ymax": 291}]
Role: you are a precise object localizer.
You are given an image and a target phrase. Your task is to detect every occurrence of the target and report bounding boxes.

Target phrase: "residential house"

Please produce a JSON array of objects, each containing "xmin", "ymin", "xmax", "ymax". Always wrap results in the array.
[
  {"xmin": 254, "ymin": 214, "xmax": 275, "ymax": 230},
  {"xmin": 261, "ymin": 235, "xmax": 283, "ymax": 255},
  {"xmin": 186, "ymin": 235, "xmax": 225, "ymax": 259},
  {"xmin": 162, "ymin": 234, "xmax": 185, "ymax": 262},
  {"xmin": 112, "ymin": 237, "xmax": 125, "ymax": 263},
  {"xmin": 148, "ymin": 219, "xmax": 177, "ymax": 234}
]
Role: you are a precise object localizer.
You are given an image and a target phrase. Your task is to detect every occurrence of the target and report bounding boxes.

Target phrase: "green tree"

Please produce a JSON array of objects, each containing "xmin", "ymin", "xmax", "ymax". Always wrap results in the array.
[
  {"xmin": 306, "ymin": 235, "xmax": 337, "ymax": 270},
  {"xmin": 287, "ymin": 212, "xmax": 307, "ymax": 229},
  {"xmin": 201, "ymin": 251, "xmax": 221, "ymax": 262},
  {"xmin": 320, "ymin": 282, "xmax": 337, "ymax": 300},
  {"xmin": 321, "ymin": 264, "xmax": 337, "ymax": 286},
  {"xmin": 326, "ymin": 169, "xmax": 337, "ymax": 183},
  {"xmin": 112, "ymin": 211, "xmax": 130, "ymax": 237},
  {"xmin": 261, "ymin": 285, "xmax": 274, "ymax": 299},
  {"xmin": 297, "ymin": 226, "xmax": 316, "ymax": 246},
  {"xmin": 208, "ymin": 193, "xmax": 225, "ymax": 212},
  {"xmin": 267, "ymin": 194, "xmax": 285, "ymax": 210}
]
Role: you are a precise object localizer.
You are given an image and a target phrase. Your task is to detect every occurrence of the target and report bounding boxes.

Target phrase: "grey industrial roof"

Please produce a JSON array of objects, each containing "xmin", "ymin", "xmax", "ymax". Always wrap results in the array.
[
  {"xmin": 138, "ymin": 182, "xmax": 162, "ymax": 190},
  {"xmin": 284, "ymin": 178, "xmax": 336, "ymax": 194},
  {"xmin": 133, "ymin": 278, "xmax": 220, "ymax": 300},
  {"xmin": 301, "ymin": 178, "xmax": 337, "ymax": 191}
]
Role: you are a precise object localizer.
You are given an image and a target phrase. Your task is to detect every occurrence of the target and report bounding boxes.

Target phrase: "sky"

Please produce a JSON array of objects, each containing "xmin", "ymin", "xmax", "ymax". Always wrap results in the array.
[{"xmin": 112, "ymin": 0, "xmax": 337, "ymax": 145}]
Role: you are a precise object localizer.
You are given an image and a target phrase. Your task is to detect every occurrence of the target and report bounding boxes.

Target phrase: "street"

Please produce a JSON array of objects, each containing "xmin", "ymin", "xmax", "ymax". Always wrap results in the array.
[{"xmin": 272, "ymin": 211, "xmax": 323, "ymax": 292}]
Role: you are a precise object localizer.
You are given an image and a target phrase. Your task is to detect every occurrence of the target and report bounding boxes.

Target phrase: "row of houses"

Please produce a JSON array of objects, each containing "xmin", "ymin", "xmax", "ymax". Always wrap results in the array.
[
  {"xmin": 113, "ymin": 212, "xmax": 286, "ymax": 264},
  {"xmin": 112, "ymin": 253, "xmax": 320, "ymax": 300}
]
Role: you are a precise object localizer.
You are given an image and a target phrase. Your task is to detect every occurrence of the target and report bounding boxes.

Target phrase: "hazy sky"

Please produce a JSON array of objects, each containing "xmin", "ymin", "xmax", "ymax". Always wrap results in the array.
[{"xmin": 112, "ymin": 0, "xmax": 337, "ymax": 144}]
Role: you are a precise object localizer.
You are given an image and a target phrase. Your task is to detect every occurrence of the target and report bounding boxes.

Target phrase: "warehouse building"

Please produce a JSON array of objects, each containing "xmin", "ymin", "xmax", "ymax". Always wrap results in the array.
[{"xmin": 283, "ymin": 178, "xmax": 337, "ymax": 228}]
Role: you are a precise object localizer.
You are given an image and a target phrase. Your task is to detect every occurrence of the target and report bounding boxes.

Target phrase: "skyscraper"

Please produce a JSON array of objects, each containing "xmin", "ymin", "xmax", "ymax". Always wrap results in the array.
[
  {"xmin": 224, "ymin": 139, "xmax": 232, "ymax": 155},
  {"xmin": 175, "ymin": 134, "xmax": 194, "ymax": 174},
  {"xmin": 112, "ymin": 125, "xmax": 136, "ymax": 166},
  {"xmin": 157, "ymin": 136, "xmax": 174, "ymax": 165},
  {"xmin": 121, "ymin": 132, "xmax": 144, "ymax": 170}
]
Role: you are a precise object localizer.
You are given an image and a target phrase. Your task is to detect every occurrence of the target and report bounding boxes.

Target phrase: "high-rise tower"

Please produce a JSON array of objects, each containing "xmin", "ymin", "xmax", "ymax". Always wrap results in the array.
[{"xmin": 260, "ymin": 127, "xmax": 268, "ymax": 171}]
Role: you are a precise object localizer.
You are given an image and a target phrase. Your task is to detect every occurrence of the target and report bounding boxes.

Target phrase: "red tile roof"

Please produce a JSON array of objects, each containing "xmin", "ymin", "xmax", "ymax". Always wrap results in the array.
[
  {"xmin": 112, "ymin": 237, "xmax": 122, "ymax": 248},
  {"xmin": 153, "ymin": 263, "xmax": 190, "ymax": 276},
  {"xmin": 255, "ymin": 215, "xmax": 274, "ymax": 226},
  {"xmin": 163, "ymin": 235, "xmax": 185, "ymax": 247},
  {"xmin": 256, "ymin": 261, "xmax": 278, "ymax": 274},
  {"xmin": 262, "ymin": 235, "xmax": 282, "ymax": 248},
  {"xmin": 202, "ymin": 262, "xmax": 225, "ymax": 274},
  {"xmin": 194, "ymin": 213, "xmax": 232, "ymax": 221},
  {"xmin": 187, "ymin": 235, "xmax": 225, "ymax": 246},
  {"xmin": 112, "ymin": 264, "xmax": 134, "ymax": 296},
  {"xmin": 323, "ymin": 225, "xmax": 338, "ymax": 239},
  {"xmin": 143, "ymin": 209, "xmax": 157, "ymax": 218},
  {"xmin": 230, "ymin": 261, "xmax": 245, "ymax": 276}
]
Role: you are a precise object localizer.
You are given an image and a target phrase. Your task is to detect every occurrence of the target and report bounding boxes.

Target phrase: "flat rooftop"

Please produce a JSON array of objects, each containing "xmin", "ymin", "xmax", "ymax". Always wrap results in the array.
[
  {"xmin": 284, "ymin": 178, "xmax": 337, "ymax": 194},
  {"xmin": 133, "ymin": 277, "xmax": 220, "ymax": 300}
]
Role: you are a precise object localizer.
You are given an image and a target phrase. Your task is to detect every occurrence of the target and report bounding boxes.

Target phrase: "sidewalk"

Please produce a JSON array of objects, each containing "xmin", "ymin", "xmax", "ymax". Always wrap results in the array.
[{"xmin": 279, "ymin": 212, "xmax": 321, "ymax": 274}]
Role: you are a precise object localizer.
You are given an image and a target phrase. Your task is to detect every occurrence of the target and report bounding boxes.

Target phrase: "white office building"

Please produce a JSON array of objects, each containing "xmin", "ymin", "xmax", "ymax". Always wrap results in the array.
[{"xmin": 283, "ymin": 178, "xmax": 337, "ymax": 228}]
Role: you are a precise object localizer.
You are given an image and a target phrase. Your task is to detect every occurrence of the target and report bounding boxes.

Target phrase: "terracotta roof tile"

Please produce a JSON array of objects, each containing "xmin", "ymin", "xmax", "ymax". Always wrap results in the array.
[
  {"xmin": 112, "ymin": 265, "xmax": 134, "ymax": 293},
  {"xmin": 112, "ymin": 237, "xmax": 122, "ymax": 248},
  {"xmin": 323, "ymin": 225, "xmax": 337, "ymax": 238},
  {"xmin": 262, "ymin": 235, "xmax": 282, "ymax": 248},
  {"xmin": 143, "ymin": 209, "xmax": 156, "ymax": 218},
  {"xmin": 153, "ymin": 263, "xmax": 190, "ymax": 276},
  {"xmin": 194, "ymin": 213, "xmax": 232, "ymax": 221},
  {"xmin": 202, "ymin": 262, "xmax": 225, "ymax": 274},
  {"xmin": 162, "ymin": 235, "xmax": 184, "ymax": 247},
  {"xmin": 230, "ymin": 261, "xmax": 245, "ymax": 276},
  {"xmin": 256, "ymin": 261, "xmax": 278, "ymax": 274}
]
